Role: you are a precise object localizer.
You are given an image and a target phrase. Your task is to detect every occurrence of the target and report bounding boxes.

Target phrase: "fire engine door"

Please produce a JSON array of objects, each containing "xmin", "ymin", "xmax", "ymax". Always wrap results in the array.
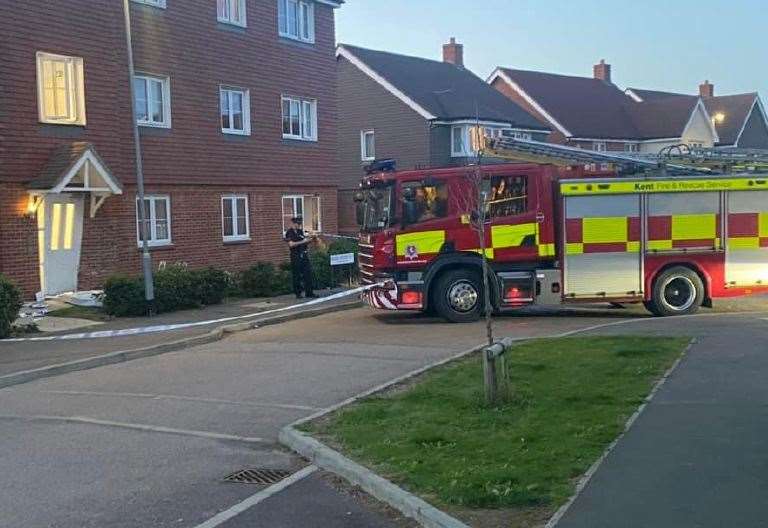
[
  {"xmin": 486, "ymin": 173, "xmax": 542, "ymax": 262},
  {"xmin": 563, "ymin": 194, "xmax": 642, "ymax": 298}
]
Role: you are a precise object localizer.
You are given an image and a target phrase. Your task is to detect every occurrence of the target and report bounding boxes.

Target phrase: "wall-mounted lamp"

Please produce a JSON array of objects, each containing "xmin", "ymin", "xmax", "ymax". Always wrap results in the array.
[
  {"xmin": 26, "ymin": 194, "xmax": 43, "ymax": 217},
  {"xmin": 713, "ymin": 112, "xmax": 726, "ymax": 124}
]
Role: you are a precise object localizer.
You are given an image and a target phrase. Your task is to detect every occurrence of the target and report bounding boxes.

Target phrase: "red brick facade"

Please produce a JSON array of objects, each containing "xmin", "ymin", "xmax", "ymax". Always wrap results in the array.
[{"xmin": 0, "ymin": 1, "xmax": 340, "ymax": 299}]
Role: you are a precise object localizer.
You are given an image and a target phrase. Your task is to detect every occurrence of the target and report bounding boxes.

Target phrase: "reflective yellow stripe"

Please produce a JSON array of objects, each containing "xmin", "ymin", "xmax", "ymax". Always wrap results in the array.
[
  {"xmin": 470, "ymin": 248, "xmax": 495, "ymax": 259},
  {"xmin": 672, "ymin": 214, "xmax": 716, "ymax": 240},
  {"xmin": 729, "ymin": 237, "xmax": 760, "ymax": 250},
  {"xmin": 566, "ymin": 243, "xmax": 584, "ymax": 255},
  {"xmin": 582, "ymin": 217, "xmax": 628, "ymax": 244},
  {"xmin": 396, "ymin": 230, "xmax": 445, "ymax": 256},
  {"xmin": 760, "ymin": 213, "xmax": 768, "ymax": 238},
  {"xmin": 491, "ymin": 223, "xmax": 536, "ymax": 249},
  {"xmin": 538, "ymin": 243, "xmax": 556, "ymax": 257},
  {"xmin": 561, "ymin": 178, "xmax": 768, "ymax": 196},
  {"xmin": 627, "ymin": 241, "xmax": 640, "ymax": 253},
  {"xmin": 648, "ymin": 240, "xmax": 673, "ymax": 251}
]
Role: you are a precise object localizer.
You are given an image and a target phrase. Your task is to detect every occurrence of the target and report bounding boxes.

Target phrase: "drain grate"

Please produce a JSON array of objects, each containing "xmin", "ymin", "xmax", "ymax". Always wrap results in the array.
[{"xmin": 223, "ymin": 468, "xmax": 292, "ymax": 485}]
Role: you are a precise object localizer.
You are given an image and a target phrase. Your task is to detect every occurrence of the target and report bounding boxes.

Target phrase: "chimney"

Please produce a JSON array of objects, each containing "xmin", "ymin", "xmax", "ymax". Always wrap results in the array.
[
  {"xmin": 699, "ymin": 80, "xmax": 714, "ymax": 98},
  {"xmin": 443, "ymin": 37, "xmax": 464, "ymax": 68},
  {"xmin": 593, "ymin": 59, "xmax": 611, "ymax": 83}
]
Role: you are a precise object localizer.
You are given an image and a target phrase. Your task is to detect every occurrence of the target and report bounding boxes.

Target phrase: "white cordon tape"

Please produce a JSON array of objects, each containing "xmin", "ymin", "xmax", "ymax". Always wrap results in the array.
[{"xmin": 5, "ymin": 283, "xmax": 384, "ymax": 343}]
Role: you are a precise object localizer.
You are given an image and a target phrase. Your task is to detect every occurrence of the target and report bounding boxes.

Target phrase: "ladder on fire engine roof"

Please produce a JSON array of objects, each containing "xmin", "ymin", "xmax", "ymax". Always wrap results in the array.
[{"xmin": 482, "ymin": 136, "xmax": 768, "ymax": 177}]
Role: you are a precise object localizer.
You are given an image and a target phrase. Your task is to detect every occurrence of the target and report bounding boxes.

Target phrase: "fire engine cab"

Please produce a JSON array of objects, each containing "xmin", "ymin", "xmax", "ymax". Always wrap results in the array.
[{"xmin": 355, "ymin": 137, "xmax": 768, "ymax": 322}]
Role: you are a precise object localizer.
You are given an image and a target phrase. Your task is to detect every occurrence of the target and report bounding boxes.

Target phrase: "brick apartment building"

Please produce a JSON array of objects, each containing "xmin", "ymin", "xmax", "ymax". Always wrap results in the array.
[{"xmin": 0, "ymin": 0, "xmax": 342, "ymax": 299}]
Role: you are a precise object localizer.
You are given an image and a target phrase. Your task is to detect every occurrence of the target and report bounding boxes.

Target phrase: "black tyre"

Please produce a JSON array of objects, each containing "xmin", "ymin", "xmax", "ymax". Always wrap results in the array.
[
  {"xmin": 433, "ymin": 269, "xmax": 483, "ymax": 323},
  {"xmin": 648, "ymin": 266, "xmax": 705, "ymax": 317}
]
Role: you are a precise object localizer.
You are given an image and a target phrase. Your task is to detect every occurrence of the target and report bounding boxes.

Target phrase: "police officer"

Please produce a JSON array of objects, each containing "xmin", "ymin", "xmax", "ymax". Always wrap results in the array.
[{"xmin": 284, "ymin": 216, "xmax": 317, "ymax": 299}]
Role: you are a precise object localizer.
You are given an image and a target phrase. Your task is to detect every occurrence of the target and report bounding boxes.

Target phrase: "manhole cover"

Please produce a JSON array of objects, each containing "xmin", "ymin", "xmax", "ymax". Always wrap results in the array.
[{"xmin": 223, "ymin": 468, "xmax": 292, "ymax": 485}]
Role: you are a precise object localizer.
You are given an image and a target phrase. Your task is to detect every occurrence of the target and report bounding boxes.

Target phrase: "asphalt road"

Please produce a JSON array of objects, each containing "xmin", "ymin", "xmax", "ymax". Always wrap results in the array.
[{"xmin": 0, "ymin": 303, "xmax": 766, "ymax": 527}]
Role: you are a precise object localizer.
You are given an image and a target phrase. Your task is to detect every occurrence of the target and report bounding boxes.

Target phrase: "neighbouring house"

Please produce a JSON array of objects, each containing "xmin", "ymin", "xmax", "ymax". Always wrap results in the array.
[
  {"xmin": 488, "ymin": 60, "xmax": 720, "ymax": 154},
  {"xmin": 336, "ymin": 39, "xmax": 550, "ymax": 234},
  {"xmin": 0, "ymin": 0, "xmax": 342, "ymax": 299},
  {"xmin": 626, "ymin": 81, "xmax": 768, "ymax": 150}
]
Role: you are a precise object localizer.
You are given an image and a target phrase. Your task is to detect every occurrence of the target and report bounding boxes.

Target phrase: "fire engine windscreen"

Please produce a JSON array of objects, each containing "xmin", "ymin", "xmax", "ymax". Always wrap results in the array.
[
  {"xmin": 402, "ymin": 180, "xmax": 449, "ymax": 226},
  {"xmin": 355, "ymin": 186, "xmax": 393, "ymax": 231}
]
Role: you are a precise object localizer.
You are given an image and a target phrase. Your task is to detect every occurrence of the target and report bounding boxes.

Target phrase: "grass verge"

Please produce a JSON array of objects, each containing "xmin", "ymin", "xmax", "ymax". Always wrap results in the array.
[{"xmin": 305, "ymin": 336, "xmax": 689, "ymax": 526}]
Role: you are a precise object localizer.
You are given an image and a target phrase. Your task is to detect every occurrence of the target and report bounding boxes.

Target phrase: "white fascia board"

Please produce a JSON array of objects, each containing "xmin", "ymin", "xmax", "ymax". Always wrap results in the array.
[
  {"xmin": 625, "ymin": 89, "xmax": 644, "ymax": 102},
  {"xmin": 684, "ymin": 98, "xmax": 720, "ymax": 144},
  {"xmin": 733, "ymin": 96, "xmax": 766, "ymax": 147},
  {"xmin": 336, "ymin": 46, "xmax": 435, "ymax": 121},
  {"xmin": 52, "ymin": 150, "xmax": 122, "ymax": 194},
  {"xmin": 637, "ymin": 137, "xmax": 683, "ymax": 144},
  {"xmin": 487, "ymin": 68, "xmax": 572, "ymax": 138},
  {"xmin": 315, "ymin": 0, "xmax": 343, "ymax": 7},
  {"xmin": 570, "ymin": 137, "xmax": 638, "ymax": 143}
]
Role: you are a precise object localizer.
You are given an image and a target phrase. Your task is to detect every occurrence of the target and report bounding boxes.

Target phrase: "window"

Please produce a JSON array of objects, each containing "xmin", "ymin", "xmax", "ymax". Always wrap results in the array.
[
  {"xmin": 509, "ymin": 130, "xmax": 532, "ymax": 141},
  {"xmin": 451, "ymin": 126, "xmax": 469, "ymax": 156},
  {"xmin": 36, "ymin": 52, "xmax": 86, "ymax": 125},
  {"xmin": 282, "ymin": 195, "xmax": 321, "ymax": 233},
  {"xmin": 50, "ymin": 203, "xmax": 76, "ymax": 251},
  {"xmin": 624, "ymin": 143, "xmax": 639, "ymax": 153},
  {"xmin": 222, "ymin": 195, "xmax": 249, "ymax": 241},
  {"xmin": 451, "ymin": 125, "xmax": 517, "ymax": 156},
  {"xmin": 220, "ymin": 87, "xmax": 251, "ymax": 135},
  {"xmin": 134, "ymin": 75, "xmax": 171, "ymax": 128},
  {"xmin": 593, "ymin": 141, "xmax": 607, "ymax": 152},
  {"xmin": 281, "ymin": 96, "xmax": 317, "ymax": 141},
  {"xmin": 361, "ymin": 130, "xmax": 375, "ymax": 161},
  {"xmin": 402, "ymin": 181, "xmax": 449, "ymax": 225},
  {"xmin": 278, "ymin": 0, "xmax": 314, "ymax": 43},
  {"xmin": 486, "ymin": 175, "xmax": 528, "ymax": 218},
  {"xmin": 136, "ymin": 195, "xmax": 171, "ymax": 247},
  {"xmin": 131, "ymin": 0, "xmax": 166, "ymax": 7},
  {"xmin": 218, "ymin": 0, "xmax": 247, "ymax": 27}
]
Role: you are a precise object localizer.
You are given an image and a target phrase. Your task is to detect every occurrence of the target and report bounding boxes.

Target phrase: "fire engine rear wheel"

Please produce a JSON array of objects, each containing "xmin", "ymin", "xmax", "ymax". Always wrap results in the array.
[
  {"xmin": 648, "ymin": 266, "xmax": 705, "ymax": 317},
  {"xmin": 433, "ymin": 269, "xmax": 483, "ymax": 323}
]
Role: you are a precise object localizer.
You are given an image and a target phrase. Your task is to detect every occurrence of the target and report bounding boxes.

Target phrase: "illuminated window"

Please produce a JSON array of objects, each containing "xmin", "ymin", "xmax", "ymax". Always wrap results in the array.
[
  {"xmin": 220, "ymin": 87, "xmax": 251, "ymax": 135},
  {"xmin": 361, "ymin": 130, "xmax": 375, "ymax": 161},
  {"xmin": 278, "ymin": 0, "xmax": 314, "ymax": 43},
  {"xmin": 50, "ymin": 203, "xmax": 76, "ymax": 251},
  {"xmin": 281, "ymin": 96, "xmax": 317, "ymax": 141},
  {"xmin": 222, "ymin": 195, "xmax": 250, "ymax": 241},
  {"xmin": 36, "ymin": 52, "xmax": 86, "ymax": 125},
  {"xmin": 218, "ymin": 0, "xmax": 247, "ymax": 27},
  {"xmin": 282, "ymin": 195, "xmax": 321, "ymax": 234},
  {"xmin": 134, "ymin": 75, "xmax": 171, "ymax": 128},
  {"xmin": 136, "ymin": 195, "xmax": 171, "ymax": 247}
]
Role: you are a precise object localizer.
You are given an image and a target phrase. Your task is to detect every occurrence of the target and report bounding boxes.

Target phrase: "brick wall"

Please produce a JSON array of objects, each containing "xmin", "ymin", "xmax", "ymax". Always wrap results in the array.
[{"xmin": 0, "ymin": 186, "xmax": 40, "ymax": 296}]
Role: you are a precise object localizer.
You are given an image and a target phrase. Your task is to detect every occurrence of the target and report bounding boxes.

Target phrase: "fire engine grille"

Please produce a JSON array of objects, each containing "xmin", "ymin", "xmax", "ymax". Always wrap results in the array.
[
  {"xmin": 358, "ymin": 243, "xmax": 375, "ymax": 284},
  {"xmin": 223, "ymin": 468, "xmax": 292, "ymax": 485}
]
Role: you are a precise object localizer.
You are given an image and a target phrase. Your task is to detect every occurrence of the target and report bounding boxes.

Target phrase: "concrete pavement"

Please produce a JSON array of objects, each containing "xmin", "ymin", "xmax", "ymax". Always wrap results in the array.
[{"xmin": 555, "ymin": 313, "xmax": 768, "ymax": 528}]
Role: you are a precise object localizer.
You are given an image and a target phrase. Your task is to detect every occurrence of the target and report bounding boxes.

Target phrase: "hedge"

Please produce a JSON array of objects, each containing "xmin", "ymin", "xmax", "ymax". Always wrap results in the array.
[{"xmin": 0, "ymin": 274, "xmax": 22, "ymax": 339}]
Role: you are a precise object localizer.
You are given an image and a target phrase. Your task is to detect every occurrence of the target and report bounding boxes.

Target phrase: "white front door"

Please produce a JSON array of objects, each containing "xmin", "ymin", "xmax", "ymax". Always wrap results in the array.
[{"xmin": 38, "ymin": 194, "xmax": 84, "ymax": 296}]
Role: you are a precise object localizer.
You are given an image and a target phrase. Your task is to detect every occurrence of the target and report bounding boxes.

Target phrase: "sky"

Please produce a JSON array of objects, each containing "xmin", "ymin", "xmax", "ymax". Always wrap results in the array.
[{"xmin": 336, "ymin": 0, "xmax": 766, "ymax": 97}]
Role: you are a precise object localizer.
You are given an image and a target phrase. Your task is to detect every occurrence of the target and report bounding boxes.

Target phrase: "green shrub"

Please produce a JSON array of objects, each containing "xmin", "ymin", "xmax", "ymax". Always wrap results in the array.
[
  {"xmin": 239, "ymin": 263, "xmax": 279, "ymax": 297},
  {"xmin": 193, "ymin": 267, "xmax": 230, "ymax": 305},
  {"xmin": 103, "ymin": 275, "xmax": 146, "ymax": 317},
  {"xmin": 0, "ymin": 275, "xmax": 22, "ymax": 339},
  {"xmin": 154, "ymin": 264, "xmax": 201, "ymax": 313},
  {"xmin": 311, "ymin": 238, "xmax": 360, "ymax": 289}
]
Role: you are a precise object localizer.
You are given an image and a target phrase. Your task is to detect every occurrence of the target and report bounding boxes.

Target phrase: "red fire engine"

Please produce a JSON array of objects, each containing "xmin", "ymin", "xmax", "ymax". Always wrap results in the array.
[{"xmin": 355, "ymin": 138, "xmax": 768, "ymax": 322}]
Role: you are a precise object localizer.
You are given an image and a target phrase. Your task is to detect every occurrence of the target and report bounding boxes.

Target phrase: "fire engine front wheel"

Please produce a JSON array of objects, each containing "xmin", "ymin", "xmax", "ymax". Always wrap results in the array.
[
  {"xmin": 433, "ymin": 269, "xmax": 483, "ymax": 323},
  {"xmin": 648, "ymin": 266, "xmax": 705, "ymax": 317}
]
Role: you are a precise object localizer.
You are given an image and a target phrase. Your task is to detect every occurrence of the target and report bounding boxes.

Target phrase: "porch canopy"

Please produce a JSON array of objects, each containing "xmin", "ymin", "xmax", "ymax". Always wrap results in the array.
[{"xmin": 28, "ymin": 142, "xmax": 123, "ymax": 217}]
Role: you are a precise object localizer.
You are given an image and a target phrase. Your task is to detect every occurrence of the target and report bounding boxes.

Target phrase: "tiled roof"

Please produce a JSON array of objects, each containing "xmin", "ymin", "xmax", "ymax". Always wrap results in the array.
[
  {"xmin": 497, "ymin": 68, "xmax": 701, "ymax": 140},
  {"xmin": 628, "ymin": 88, "xmax": 759, "ymax": 146},
  {"xmin": 339, "ymin": 45, "xmax": 549, "ymax": 131},
  {"xmin": 28, "ymin": 142, "xmax": 121, "ymax": 191}
]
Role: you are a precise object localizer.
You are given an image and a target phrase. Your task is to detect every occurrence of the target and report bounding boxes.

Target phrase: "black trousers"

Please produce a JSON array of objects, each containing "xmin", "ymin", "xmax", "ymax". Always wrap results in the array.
[{"xmin": 291, "ymin": 253, "xmax": 314, "ymax": 296}]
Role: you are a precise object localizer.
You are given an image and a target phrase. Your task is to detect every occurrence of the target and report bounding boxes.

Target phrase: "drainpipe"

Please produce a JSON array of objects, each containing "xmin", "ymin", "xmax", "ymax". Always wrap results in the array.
[{"xmin": 122, "ymin": 0, "xmax": 155, "ymax": 314}]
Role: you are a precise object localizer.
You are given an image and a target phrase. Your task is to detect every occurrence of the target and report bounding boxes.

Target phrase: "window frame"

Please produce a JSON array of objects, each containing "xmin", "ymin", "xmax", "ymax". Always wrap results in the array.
[
  {"xmin": 624, "ymin": 143, "xmax": 639, "ymax": 153},
  {"xmin": 360, "ymin": 129, "xmax": 375, "ymax": 161},
  {"xmin": 221, "ymin": 194, "xmax": 250, "ymax": 242},
  {"xmin": 135, "ymin": 195, "xmax": 172, "ymax": 248},
  {"xmin": 217, "ymin": 0, "xmax": 247, "ymax": 27},
  {"xmin": 593, "ymin": 141, "xmax": 607, "ymax": 152},
  {"xmin": 278, "ymin": 0, "xmax": 315, "ymax": 43},
  {"xmin": 281, "ymin": 96, "xmax": 318, "ymax": 141},
  {"xmin": 131, "ymin": 0, "xmax": 166, "ymax": 8},
  {"xmin": 36, "ymin": 51, "xmax": 86, "ymax": 126},
  {"xmin": 134, "ymin": 74, "xmax": 172, "ymax": 128},
  {"xmin": 220, "ymin": 86, "xmax": 251, "ymax": 136},
  {"xmin": 281, "ymin": 194, "xmax": 322, "ymax": 234}
]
